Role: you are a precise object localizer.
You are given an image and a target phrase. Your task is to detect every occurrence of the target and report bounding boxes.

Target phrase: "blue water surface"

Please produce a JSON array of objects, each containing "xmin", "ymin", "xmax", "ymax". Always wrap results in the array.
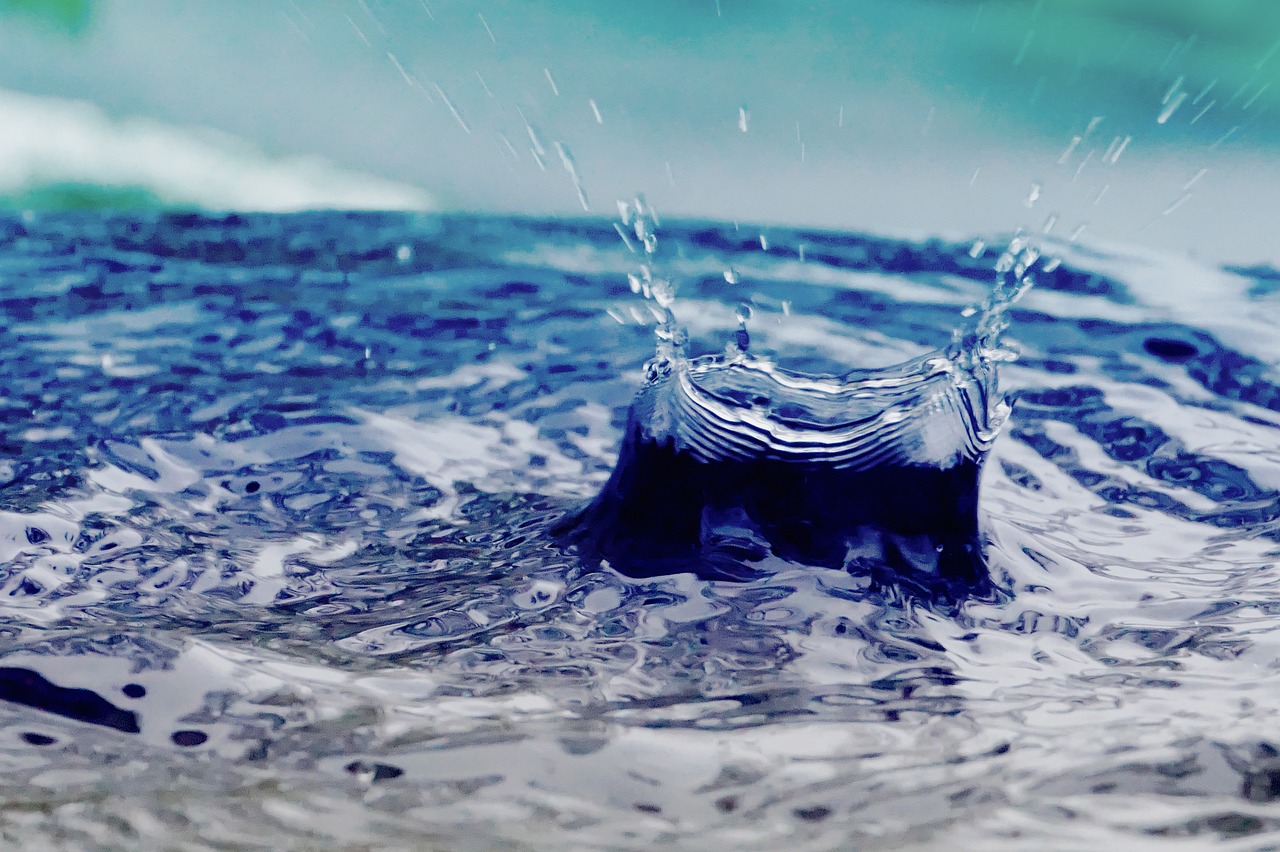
[{"xmin": 0, "ymin": 211, "xmax": 1277, "ymax": 850}]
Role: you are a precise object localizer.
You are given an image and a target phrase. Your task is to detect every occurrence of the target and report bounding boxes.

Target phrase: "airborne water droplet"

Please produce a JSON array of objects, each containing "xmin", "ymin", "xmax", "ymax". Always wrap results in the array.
[
  {"xmin": 1157, "ymin": 90, "xmax": 1187, "ymax": 124},
  {"xmin": 738, "ymin": 106, "xmax": 750, "ymax": 133},
  {"xmin": 1025, "ymin": 183, "xmax": 1042, "ymax": 208}
]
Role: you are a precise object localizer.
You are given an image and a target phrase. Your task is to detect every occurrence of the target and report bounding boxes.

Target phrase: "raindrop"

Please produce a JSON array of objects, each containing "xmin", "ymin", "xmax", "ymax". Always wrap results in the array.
[
  {"xmin": 432, "ymin": 83, "xmax": 471, "ymax": 134},
  {"xmin": 1057, "ymin": 135, "xmax": 1081, "ymax": 165},
  {"xmin": 1182, "ymin": 168, "xmax": 1208, "ymax": 191},
  {"xmin": 1024, "ymin": 182, "xmax": 1042, "ymax": 208},
  {"xmin": 738, "ymin": 106, "xmax": 750, "ymax": 133},
  {"xmin": 589, "ymin": 99, "xmax": 603, "ymax": 124},
  {"xmin": 1243, "ymin": 82, "xmax": 1270, "ymax": 111},
  {"xmin": 555, "ymin": 142, "xmax": 590, "ymax": 211},
  {"xmin": 477, "ymin": 12, "xmax": 496, "ymax": 43},
  {"xmin": 1162, "ymin": 193, "xmax": 1193, "ymax": 216},
  {"xmin": 1157, "ymin": 91, "xmax": 1187, "ymax": 124}
]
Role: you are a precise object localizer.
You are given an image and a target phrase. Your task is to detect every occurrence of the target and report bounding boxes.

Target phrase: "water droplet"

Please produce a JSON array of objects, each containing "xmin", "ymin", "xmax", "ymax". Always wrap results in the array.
[
  {"xmin": 1157, "ymin": 91, "xmax": 1187, "ymax": 124},
  {"xmin": 1162, "ymin": 193, "xmax": 1193, "ymax": 216},
  {"xmin": 1025, "ymin": 183, "xmax": 1042, "ymax": 208},
  {"xmin": 1106, "ymin": 135, "xmax": 1131, "ymax": 164},
  {"xmin": 589, "ymin": 99, "xmax": 603, "ymax": 124},
  {"xmin": 738, "ymin": 106, "xmax": 750, "ymax": 133},
  {"xmin": 1183, "ymin": 168, "xmax": 1208, "ymax": 191},
  {"xmin": 477, "ymin": 12, "xmax": 497, "ymax": 43},
  {"xmin": 554, "ymin": 141, "xmax": 589, "ymax": 211},
  {"xmin": 1057, "ymin": 135, "xmax": 1081, "ymax": 165},
  {"xmin": 723, "ymin": 268, "xmax": 740, "ymax": 284},
  {"xmin": 969, "ymin": 240, "xmax": 986, "ymax": 259},
  {"xmin": 1243, "ymin": 82, "xmax": 1270, "ymax": 111},
  {"xmin": 758, "ymin": 235, "xmax": 769, "ymax": 251},
  {"xmin": 432, "ymin": 83, "xmax": 471, "ymax": 134},
  {"xmin": 396, "ymin": 244, "xmax": 412, "ymax": 262}
]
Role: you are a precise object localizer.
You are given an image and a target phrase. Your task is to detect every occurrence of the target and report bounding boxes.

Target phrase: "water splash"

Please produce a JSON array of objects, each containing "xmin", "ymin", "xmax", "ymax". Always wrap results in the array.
[{"xmin": 561, "ymin": 202, "xmax": 1032, "ymax": 597}]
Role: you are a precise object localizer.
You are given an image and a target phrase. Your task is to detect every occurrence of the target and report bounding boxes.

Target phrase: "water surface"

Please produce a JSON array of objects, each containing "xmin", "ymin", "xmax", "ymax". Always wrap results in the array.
[{"xmin": 0, "ymin": 211, "xmax": 1277, "ymax": 850}]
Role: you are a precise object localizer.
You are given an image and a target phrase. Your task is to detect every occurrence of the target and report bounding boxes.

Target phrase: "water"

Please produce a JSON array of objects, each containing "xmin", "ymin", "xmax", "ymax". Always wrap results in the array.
[{"xmin": 0, "ymin": 209, "xmax": 1277, "ymax": 850}]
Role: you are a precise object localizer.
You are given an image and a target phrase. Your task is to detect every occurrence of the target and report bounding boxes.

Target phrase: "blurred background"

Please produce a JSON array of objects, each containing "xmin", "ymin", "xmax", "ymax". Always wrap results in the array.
[{"xmin": 1, "ymin": 0, "xmax": 1277, "ymax": 263}]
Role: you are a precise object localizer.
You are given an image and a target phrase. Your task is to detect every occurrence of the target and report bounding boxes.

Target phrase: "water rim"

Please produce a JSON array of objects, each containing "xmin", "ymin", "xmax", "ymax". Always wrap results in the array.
[{"xmin": 638, "ymin": 345, "xmax": 1010, "ymax": 473}]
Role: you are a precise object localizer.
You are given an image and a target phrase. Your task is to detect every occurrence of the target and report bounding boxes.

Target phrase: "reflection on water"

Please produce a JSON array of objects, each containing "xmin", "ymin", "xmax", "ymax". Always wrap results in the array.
[{"xmin": 0, "ymin": 211, "xmax": 1278, "ymax": 849}]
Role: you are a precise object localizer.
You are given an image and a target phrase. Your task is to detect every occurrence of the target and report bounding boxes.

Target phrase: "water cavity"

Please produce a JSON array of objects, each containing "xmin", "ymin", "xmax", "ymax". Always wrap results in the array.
[{"xmin": 0, "ymin": 210, "xmax": 1277, "ymax": 850}]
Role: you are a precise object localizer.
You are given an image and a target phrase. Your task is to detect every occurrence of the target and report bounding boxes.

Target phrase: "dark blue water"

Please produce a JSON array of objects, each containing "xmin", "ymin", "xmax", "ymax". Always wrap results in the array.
[{"xmin": 0, "ymin": 210, "xmax": 1277, "ymax": 849}]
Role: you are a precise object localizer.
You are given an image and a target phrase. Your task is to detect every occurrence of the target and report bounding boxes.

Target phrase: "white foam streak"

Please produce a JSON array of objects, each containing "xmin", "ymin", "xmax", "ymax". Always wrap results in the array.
[{"xmin": 0, "ymin": 88, "xmax": 433, "ymax": 211}]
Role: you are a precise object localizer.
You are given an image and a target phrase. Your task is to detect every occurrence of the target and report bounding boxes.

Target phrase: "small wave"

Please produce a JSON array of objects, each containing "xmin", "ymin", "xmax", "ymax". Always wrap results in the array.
[{"xmin": 0, "ymin": 88, "xmax": 433, "ymax": 211}]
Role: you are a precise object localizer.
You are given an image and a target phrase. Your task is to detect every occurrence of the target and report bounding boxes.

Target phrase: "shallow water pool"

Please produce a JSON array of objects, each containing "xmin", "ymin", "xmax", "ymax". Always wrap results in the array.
[{"xmin": 0, "ymin": 210, "xmax": 1277, "ymax": 850}]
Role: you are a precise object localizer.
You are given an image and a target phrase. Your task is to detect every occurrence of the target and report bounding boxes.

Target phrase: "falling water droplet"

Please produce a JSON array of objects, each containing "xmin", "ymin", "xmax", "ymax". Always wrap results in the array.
[
  {"xmin": 477, "ymin": 12, "xmax": 497, "ymax": 43},
  {"xmin": 387, "ymin": 53, "xmax": 416, "ymax": 88},
  {"xmin": 723, "ymin": 268, "xmax": 740, "ymax": 284},
  {"xmin": 589, "ymin": 99, "xmax": 603, "ymax": 124},
  {"xmin": 1057, "ymin": 135, "xmax": 1082, "ymax": 165},
  {"xmin": 1025, "ymin": 183, "xmax": 1042, "ymax": 208},
  {"xmin": 1157, "ymin": 91, "xmax": 1187, "ymax": 124},
  {"xmin": 554, "ymin": 142, "xmax": 590, "ymax": 211},
  {"xmin": 432, "ymin": 83, "xmax": 471, "ymax": 134},
  {"xmin": 738, "ymin": 106, "xmax": 750, "ymax": 133},
  {"xmin": 1106, "ymin": 135, "xmax": 1131, "ymax": 164},
  {"xmin": 1163, "ymin": 193, "xmax": 1193, "ymax": 216},
  {"xmin": 1243, "ymin": 82, "xmax": 1271, "ymax": 111}
]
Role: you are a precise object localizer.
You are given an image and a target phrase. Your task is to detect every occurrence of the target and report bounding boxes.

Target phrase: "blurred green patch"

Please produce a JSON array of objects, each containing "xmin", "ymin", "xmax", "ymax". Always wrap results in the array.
[
  {"xmin": 939, "ymin": 0, "xmax": 1280, "ymax": 133},
  {"xmin": 4, "ymin": 183, "xmax": 168, "ymax": 211},
  {"xmin": 0, "ymin": 0, "xmax": 92, "ymax": 35}
]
